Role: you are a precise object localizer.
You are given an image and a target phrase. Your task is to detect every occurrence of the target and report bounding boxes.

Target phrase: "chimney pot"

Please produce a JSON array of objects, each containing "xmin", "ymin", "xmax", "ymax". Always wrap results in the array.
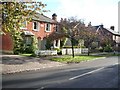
[
  {"xmin": 110, "ymin": 26, "xmax": 114, "ymax": 30},
  {"xmin": 52, "ymin": 13, "xmax": 57, "ymax": 21},
  {"xmin": 100, "ymin": 24, "xmax": 103, "ymax": 28}
]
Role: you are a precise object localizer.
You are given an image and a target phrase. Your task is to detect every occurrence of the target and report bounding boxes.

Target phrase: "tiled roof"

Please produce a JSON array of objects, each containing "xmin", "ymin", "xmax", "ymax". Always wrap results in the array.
[
  {"xmin": 33, "ymin": 13, "xmax": 56, "ymax": 23},
  {"xmin": 106, "ymin": 28, "xmax": 120, "ymax": 36},
  {"xmin": 94, "ymin": 25, "xmax": 120, "ymax": 36}
]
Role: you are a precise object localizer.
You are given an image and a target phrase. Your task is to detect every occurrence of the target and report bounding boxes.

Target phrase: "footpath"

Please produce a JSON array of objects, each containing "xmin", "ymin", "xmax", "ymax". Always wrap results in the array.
[
  {"xmin": 1, "ymin": 52, "xmax": 119, "ymax": 74},
  {"xmin": 1, "ymin": 55, "xmax": 66, "ymax": 74}
]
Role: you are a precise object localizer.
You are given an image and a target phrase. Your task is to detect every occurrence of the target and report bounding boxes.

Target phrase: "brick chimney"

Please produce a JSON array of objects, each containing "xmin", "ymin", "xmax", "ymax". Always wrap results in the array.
[
  {"xmin": 110, "ymin": 26, "xmax": 114, "ymax": 30},
  {"xmin": 88, "ymin": 22, "xmax": 92, "ymax": 27},
  {"xmin": 52, "ymin": 13, "xmax": 57, "ymax": 21},
  {"xmin": 99, "ymin": 24, "xmax": 103, "ymax": 28}
]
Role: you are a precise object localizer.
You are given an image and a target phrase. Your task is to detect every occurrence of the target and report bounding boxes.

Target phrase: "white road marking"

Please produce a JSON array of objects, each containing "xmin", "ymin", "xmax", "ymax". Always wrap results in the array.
[
  {"xmin": 36, "ymin": 87, "xmax": 45, "ymax": 90},
  {"xmin": 69, "ymin": 67, "xmax": 105, "ymax": 80},
  {"xmin": 40, "ymin": 87, "xmax": 45, "ymax": 89},
  {"xmin": 115, "ymin": 63, "xmax": 118, "ymax": 65},
  {"xmin": 112, "ymin": 63, "xmax": 118, "ymax": 66}
]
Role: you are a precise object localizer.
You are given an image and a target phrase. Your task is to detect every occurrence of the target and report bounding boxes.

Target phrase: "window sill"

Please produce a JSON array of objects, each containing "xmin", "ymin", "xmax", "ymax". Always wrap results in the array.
[
  {"xmin": 33, "ymin": 29, "xmax": 39, "ymax": 32},
  {"xmin": 20, "ymin": 27, "xmax": 27, "ymax": 30},
  {"xmin": 45, "ymin": 30, "xmax": 51, "ymax": 32}
]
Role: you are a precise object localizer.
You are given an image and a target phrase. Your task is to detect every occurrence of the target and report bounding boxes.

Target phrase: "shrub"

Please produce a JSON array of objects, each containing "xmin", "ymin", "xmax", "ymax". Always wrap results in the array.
[
  {"xmin": 24, "ymin": 45, "xmax": 34, "ymax": 53},
  {"xmin": 98, "ymin": 47, "xmax": 104, "ymax": 52},
  {"xmin": 80, "ymin": 45, "xmax": 86, "ymax": 48},
  {"xmin": 104, "ymin": 45, "xmax": 113, "ymax": 52},
  {"xmin": 54, "ymin": 48, "xmax": 62, "ymax": 55}
]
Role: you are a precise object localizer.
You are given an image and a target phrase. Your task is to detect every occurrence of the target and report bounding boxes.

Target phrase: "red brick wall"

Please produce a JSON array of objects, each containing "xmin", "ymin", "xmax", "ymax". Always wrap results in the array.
[
  {"xmin": 26, "ymin": 21, "xmax": 55, "ymax": 39},
  {"xmin": 1, "ymin": 33, "xmax": 13, "ymax": 52},
  {"xmin": 1, "ymin": 21, "xmax": 55, "ymax": 53}
]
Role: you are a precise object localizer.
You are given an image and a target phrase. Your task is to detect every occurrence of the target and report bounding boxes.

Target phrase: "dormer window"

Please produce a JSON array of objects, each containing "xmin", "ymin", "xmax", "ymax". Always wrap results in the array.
[
  {"xmin": 33, "ymin": 21, "xmax": 39, "ymax": 31},
  {"xmin": 45, "ymin": 23, "xmax": 51, "ymax": 32}
]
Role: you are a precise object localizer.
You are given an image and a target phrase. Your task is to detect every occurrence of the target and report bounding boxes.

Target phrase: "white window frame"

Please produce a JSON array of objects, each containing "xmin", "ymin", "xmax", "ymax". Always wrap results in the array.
[
  {"xmin": 45, "ymin": 23, "xmax": 51, "ymax": 32},
  {"xmin": 55, "ymin": 25, "xmax": 59, "ymax": 32},
  {"xmin": 20, "ymin": 21, "xmax": 27, "ymax": 29},
  {"xmin": 33, "ymin": 21, "xmax": 39, "ymax": 31}
]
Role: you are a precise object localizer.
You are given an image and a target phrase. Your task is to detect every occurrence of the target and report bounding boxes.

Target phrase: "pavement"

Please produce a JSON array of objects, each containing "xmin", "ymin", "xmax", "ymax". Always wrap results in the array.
[
  {"xmin": 1, "ymin": 52, "xmax": 119, "ymax": 74},
  {"xmin": 1, "ymin": 55, "xmax": 67, "ymax": 74}
]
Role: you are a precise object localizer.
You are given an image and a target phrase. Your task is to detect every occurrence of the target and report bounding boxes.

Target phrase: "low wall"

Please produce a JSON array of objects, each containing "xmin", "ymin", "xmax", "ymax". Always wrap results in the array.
[
  {"xmin": 35, "ymin": 50, "xmax": 57, "ymax": 56},
  {"xmin": 62, "ymin": 48, "xmax": 88, "ymax": 55}
]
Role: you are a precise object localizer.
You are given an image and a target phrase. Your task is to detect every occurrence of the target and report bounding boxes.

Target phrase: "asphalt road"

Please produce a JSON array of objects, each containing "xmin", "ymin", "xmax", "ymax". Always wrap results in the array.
[{"xmin": 2, "ymin": 56, "xmax": 119, "ymax": 89}]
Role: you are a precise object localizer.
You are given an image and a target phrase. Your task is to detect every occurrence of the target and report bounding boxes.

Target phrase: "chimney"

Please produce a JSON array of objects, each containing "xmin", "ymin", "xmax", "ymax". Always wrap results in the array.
[
  {"xmin": 110, "ymin": 26, "xmax": 114, "ymax": 30},
  {"xmin": 88, "ymin": 22, "xmax": 92, "ymax": 27},
  {"xmin": 100, "ymin": 24, "xmax": 103, "ymax": 28},
  {"xmin": 52, "ymin": 13, "xmax": 57, "ymax": 21}
]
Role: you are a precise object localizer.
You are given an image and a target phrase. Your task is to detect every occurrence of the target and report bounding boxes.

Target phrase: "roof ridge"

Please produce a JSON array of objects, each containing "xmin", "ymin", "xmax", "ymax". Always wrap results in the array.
[{"xmin": 35, "ymin": 12, "xmax": 53, "ymax": 20}]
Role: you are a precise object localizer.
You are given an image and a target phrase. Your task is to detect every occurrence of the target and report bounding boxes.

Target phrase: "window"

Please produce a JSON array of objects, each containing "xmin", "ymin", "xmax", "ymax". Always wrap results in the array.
[
  {"xmin": 45, "ymin": 23, "xmax": 51, "ymax": 32},
  {"xmin": 20, "ymin": 21, "xmax": 27, "ymax": 29},
  {"xmin": 55, "ymin": 25, "xmax": 59, "ymax": 32},
  {"xmin": 55, "ymin": 40, "xmax": 58, "ymax": 46},
  {"xmin": 25, "ymin": 37, "xmax": 32, "ymax": 45},
  {"xmin": 33, "ymin": 21, "xmax": 39, "ymax": 31}
]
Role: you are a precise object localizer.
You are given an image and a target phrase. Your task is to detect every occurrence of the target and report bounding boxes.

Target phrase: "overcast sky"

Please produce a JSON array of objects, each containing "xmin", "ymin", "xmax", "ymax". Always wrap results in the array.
[{"xmin": 41, "ymin": 0, "xmax": 119, "ymax": 31}]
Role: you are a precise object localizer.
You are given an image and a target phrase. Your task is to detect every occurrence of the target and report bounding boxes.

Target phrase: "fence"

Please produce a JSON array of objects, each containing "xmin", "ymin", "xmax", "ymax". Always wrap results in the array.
[
  {"xmin": 35, "ymin": 48, "xmax": 88, "ymax": 56},
  {"xmin": 35, "ymin": 50, "xmax": 57, "ymax": 56},
  {"xmin": 62, "ymin": 48, "xmax": 88, "ymax": 55}
]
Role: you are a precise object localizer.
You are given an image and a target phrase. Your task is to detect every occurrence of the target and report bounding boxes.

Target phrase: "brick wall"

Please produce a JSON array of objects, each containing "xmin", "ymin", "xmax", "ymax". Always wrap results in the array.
[
  {"xmin": 1, "ymin": 21, "xmax": 56, "ymax": 53},
  {"xmin": 26, "ymin": 21, "xmax": 55, "ymax": 39},
  {"xmin": 1, "ymin": 33, "xmax": 13, "ymax": 53}
]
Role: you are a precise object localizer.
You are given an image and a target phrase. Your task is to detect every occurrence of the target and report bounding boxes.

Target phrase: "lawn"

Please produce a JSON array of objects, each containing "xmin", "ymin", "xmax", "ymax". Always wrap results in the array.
[
  {"xmin": 50, "ymin": 55, "xmax": 105, "ymax": 63},
  {"xmin": 19, "ymin": 54, "xmax": 32, "ymax": 57}
]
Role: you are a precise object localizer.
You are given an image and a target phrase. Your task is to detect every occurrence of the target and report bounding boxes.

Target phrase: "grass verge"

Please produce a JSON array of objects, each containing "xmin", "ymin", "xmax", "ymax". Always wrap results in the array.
[
  {"xmin": 50, "ymin": 55, "xmax": 105, "ymax": 63},
  {"xmin": 19, "ymin": 54, "xmax": 32, "ymax": 57}
]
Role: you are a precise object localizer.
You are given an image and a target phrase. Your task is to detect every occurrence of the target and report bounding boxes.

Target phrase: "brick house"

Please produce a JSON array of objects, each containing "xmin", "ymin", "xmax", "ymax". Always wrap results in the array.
[
  {"xmin": 1, "ymin": 13, "xmax": 61, "ymax": 53},
  {"xmin": 94, "ymin": 25, "xmax": 120, "ymax": 51}
]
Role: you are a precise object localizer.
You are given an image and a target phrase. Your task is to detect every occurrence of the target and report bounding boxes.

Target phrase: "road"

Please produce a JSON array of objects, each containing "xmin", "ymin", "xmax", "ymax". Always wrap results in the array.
[{"xmin": 2, "ymin": 56, "xmax": 119, "ymax": 89}]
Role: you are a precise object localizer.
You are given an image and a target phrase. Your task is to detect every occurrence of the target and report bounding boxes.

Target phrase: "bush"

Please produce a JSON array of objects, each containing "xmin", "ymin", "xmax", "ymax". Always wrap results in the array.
[
  {"xmin": 14, "ymin": 49, "xmax": 20, "ymax": 54},
  {"xmin": 98, "ymin": 47, "xmax": 104, "ymax": 52},
  {"xmin": 104, "ymin": 45, "xmax": 113, "ymax": 52},
  {"xmin": 80, "ymin": 45, "xmax": 86, "ymax": 48},
  {"xmin": 24, "ymin": 45, "xmax": 34, "ymax": 53},
  {"xmin": 54, "ymin": 48, "xmax": 62, "ymax": 55}
]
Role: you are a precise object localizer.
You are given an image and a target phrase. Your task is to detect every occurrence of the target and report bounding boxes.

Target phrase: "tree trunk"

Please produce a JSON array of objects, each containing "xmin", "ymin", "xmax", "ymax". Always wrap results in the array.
[
  {"xmin": 88, "ymin": 45, "xmax": 90, "ymax": 56},
  {"xmin": 71, "ymin": 37, "xmax": 74, "ymax": 58}
]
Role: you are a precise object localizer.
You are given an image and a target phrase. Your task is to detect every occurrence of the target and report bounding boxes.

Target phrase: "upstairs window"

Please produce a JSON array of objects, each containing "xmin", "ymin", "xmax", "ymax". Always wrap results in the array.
[
  {"xmin": 33, "ymin": 21, "xmax": 39, "ymax": 31},
  {"xmin": 55, "ymin": 25, "xmax": 59, "ymax": 32},
  {"xmin": 45, "ymin": 23, "xmax": 51, "ymax": 32},
  {"xmin": 20, "ymin": 21, "xmax": 27, "ymax": 29}
]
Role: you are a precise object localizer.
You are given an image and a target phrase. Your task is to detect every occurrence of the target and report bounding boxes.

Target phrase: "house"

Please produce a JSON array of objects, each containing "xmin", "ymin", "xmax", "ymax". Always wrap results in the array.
[
  {"xmin": 94, "ymin": 25, "xmax": 120, "ymax": 51},
  {"xmin": 1, "ymin": 13, "xmax": 61, "ymax": 54}
]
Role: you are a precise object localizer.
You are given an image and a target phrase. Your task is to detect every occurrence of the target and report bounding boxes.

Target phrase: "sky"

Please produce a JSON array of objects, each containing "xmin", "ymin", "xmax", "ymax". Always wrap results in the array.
[{"xmin": 40, "ymin": 0, "xmax": 119, "ymax": 32}]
